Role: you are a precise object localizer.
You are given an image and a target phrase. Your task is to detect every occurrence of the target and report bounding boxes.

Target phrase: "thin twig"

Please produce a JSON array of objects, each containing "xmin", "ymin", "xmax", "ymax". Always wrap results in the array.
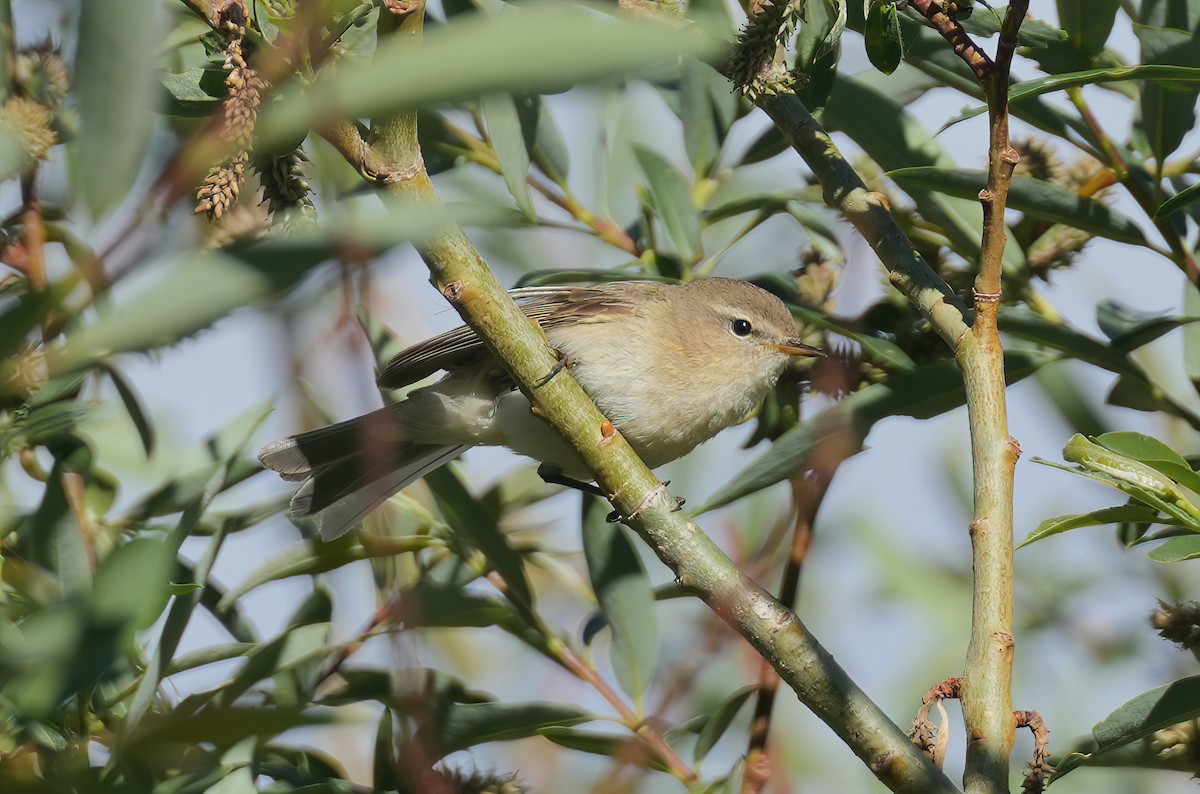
[{"xmin": 907, "ymin": 0, "xmax": 993, "ymax": 81}]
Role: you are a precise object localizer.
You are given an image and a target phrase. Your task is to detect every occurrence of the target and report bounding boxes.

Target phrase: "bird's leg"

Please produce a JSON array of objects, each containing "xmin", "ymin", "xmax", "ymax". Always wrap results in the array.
[
  {"xmin": 533, "ymin": 348, "xmax": 571, "ymax": 388},
  {"xmin": 538, "ymin": 464, "xmax": 605, "ymax": 497}
]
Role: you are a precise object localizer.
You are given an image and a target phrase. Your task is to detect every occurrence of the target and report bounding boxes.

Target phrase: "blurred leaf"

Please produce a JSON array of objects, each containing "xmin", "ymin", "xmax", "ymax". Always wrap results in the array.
[
  {"xmin": 425, "ymin": 466, "xmax": 534, "ymax": 610},
  {"xmin": 95, "ymin": 362, "xmax": 154, "ymax": 456},
  {"xmin": 91, "ymin": 538, "xmax": 173, "ymax": 630},
  {"xmin": 482, "ymin": 93, "xmax": 535, "ymax": 220},
  {"xmin": 634, "ymin": 146, "xmax": 702, "ymax": 264},
  {"xmin": 395, "ymin": 579, "xmax": 518, "ymax": 629},
  {"xmin": 865, "ymin": 1, "xmax": 903, "ymax": 75},
  {"xmin": 1035, "ymin": 366, "xmax": 1110, "ymax": 437},
  {"xmin": 121, "ymin": 706, "xmax": 332, "ymax": 750},
  {"xmin": 515, "ymin": 93, "xmax": 570, "ymax": 184},
  {"xmin": 1057, "ymin": 0, "xmax": 1120, "ymax": 57},
  {"xmin": 698, "ymin": 351, "xmax": 1052, "ymax": 512},
  {"xmin": 373, "ymin": 708, "xmax": 398, "ymax": 791},
  {"xmin": 416, "ymin": 701, "xmax": 591, "ymax": 755},
  {"xmin": 1187, "ymin": 284, "xmax": 1200, "ymax": 394},
  {"xmin": 258, "ymin": 4, "xmax": 721, "ymax": 149},
  {"xmin": 73, "ymin": 1, "xmax": 165, "ymax": 217},
  {"xmin": 318, "ymin": 667, "xmax": 492, "ymax": 711},
  {"xmin": 1134, "ymin": 24, "xmax": 1200, "ymax": 167},
  {"xmin": 1017, "ymin": 505, "xmax": 1160, "ymax": 549},
  {"xmin": 694, "ymin": 684, "xmax": 758, "ymax": 763},
  {"xmin": 1155, "ymin": 180, "xmax": 1200, "ymax": 219},
  {"xmin": 679, "ymin": 60, "xmax": 721, "ymax": 177},
  {"xmin": 217, "ymin": 620, "xmax": 331, "ymax": 707},
  {"xmin": 1053, "ymin": 676, "xmax": 1200, "ymax": 780},
  {"xmin": 887, "ymin": 168, "xmax": 1148, "ymax": 247},
  {"xmin": 788, "ymin": 303, "xmax": 914, "ymax": 370},
  {"xmin": 1147, "ymin": 535, "xmax": 1200, "ymax": 562},
  {"xmin": 581, "ymin": 496, "xmax": 658, "ymax": 705},
  {"xmin": 218, "ymin": 535, "xmax": 438, "ymax": 609}
]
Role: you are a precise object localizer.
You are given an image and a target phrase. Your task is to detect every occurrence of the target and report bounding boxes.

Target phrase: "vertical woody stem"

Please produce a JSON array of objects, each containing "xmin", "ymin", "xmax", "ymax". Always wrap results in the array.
[{"xmin": 957, "ymin": 4, "xmax": 1026, "ymax": 792}]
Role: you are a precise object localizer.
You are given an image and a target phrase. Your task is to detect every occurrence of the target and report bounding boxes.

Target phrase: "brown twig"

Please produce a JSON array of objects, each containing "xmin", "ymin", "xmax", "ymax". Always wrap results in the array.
[
  {"xmin": 741, "ymin": 467, "xmax": 831, "ymax": 794},
  {"xmin": 907, "ymin": 0, "xmax": 993, "ymax": 81},
  {"xmin": 1014, "ymin": 710, "xmax": 1051, "ymax": 793},
  {"xmin": 909, "ymin": 677, "xmax": 963, "ymax": 769}
]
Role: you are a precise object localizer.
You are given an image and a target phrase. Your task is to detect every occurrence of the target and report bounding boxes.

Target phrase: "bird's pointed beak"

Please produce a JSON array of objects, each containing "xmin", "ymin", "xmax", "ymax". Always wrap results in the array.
[{"xmin": 769, "ymin": 340, "xmax": 826, "ymax": 357}]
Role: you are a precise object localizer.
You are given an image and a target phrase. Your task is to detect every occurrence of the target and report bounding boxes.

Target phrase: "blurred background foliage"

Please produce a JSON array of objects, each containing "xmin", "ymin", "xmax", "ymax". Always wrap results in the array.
[{"xmin": 1, "ymin": 0, "xmax": 1200, "ymax": 792}]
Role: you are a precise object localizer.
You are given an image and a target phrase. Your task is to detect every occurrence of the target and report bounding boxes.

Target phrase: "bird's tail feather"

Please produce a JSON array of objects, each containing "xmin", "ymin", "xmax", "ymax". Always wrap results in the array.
[{"xmin": 258, "ymin": 405, "xmax": 467, "ymax": 540}]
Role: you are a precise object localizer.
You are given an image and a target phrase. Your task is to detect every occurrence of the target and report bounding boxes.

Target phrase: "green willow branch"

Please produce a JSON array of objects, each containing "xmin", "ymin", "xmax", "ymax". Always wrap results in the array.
[{"xmin": 322, "ymin": 5, "xmax": 960, "ymax": 793}]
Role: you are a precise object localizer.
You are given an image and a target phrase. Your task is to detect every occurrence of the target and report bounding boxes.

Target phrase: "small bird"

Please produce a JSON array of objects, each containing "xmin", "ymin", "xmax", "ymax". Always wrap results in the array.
[{"xmin": 259, "ymin": 278, "xmax": 824, "ymax": 540}]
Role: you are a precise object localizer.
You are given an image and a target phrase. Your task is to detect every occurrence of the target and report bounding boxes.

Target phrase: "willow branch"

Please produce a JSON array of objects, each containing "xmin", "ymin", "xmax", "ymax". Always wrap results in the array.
[
  {"xmin": 338, "ymin": 6, "xmax": 960, "ymax": 793},
  {"xmin": 908, "ymin": 0, "xmax": 993, "ymax": 81},
  {"xmin": 955, "ymin": 4, "xmax": 1026, "ymax": 792}
]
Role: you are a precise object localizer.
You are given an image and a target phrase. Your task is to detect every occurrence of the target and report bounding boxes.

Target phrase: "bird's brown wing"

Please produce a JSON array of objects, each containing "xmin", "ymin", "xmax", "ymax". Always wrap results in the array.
[{"xmin": 375, "ymin": 284, "xmax": 644, "ymax": 389}]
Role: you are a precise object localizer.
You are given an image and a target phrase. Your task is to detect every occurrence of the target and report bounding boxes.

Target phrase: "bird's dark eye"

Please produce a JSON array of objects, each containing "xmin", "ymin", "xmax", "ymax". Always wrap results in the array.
[{"xmin": 731, "ymin": 319, "xmax": 753, "ymax": 336}]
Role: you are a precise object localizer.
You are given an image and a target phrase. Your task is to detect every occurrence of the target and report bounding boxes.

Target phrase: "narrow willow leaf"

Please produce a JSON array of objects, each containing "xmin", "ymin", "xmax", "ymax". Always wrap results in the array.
[
  {"xmin": 258, "ymin": 4, "xmax": 720, "ymax": 149},
  {"xmin": 1187, "ymin": 284, "xmax": 1200, "ymax": 395},
  {"xmin": 679, "ymin": 60, "xmax": 719, "ymax": 177},
  {"xmin": 425, "ymin": 466, "xmax": 534, "ymax": 609},
  {"xmin": 74, "ymin": 1, "xmax": 165, "ymax": 216},
  {"xmin": 1147, "ymin": 535, "xmax": 1200, "ymax": 562},
  {"xmin": 417, "ymin": 701, "xmax": 591, "ymax": 756},
  {"xmin": 1054, "ymin": 676, "xmax": 1200, "ymax": 780},
  {"xmin": 1134, "ymin": 24, "xmax": 1200, "ymax": 166},
  {"xmin": 887, "ymin": 168, "xmax": 1148, "ymax": 246},
  {"xmin": 581, "ymin": 496, "xmax": 658, "ymax": 705},
  {"xmin": 96, "ymin": 362, "xmax": 154, "ymax": 456},
  {"xmin": 515, "ymin": 93, "xmax": 570, "ymax": 184},
  {"xmin": 373, "ymin": 708, "xmax": 398, "ymax": 791},
  {"xmin": 122, "ymin": 706, "xmax": 332, "ymax": 749},
  {"xmin": 694, "ymin": 685, "xmax": 758, "ymax": 763},
  {"xmin": 939, "ymin": 64, "xmax": 1200, "ymax": 131},
  {"xmin": 634, "ymin": 146, "xmax": 702, "ymax": 264},
  {"xmin": 1017, "ymin": 505, "xmax": 1160, "ymax": 549},
  {"xmin": 1155, "ymin": 181, "xmax": 1200, "ymax": 219},
  {"xmin": 539, "ymin": 727, "xmax": 673, "ymax": 773},
  {"xmin": 90, "ymin": 538, "xmax": 173, "ymax": 630},
  {"xmin": 959, "ymin": 5, "xmax": 1065, "ymax": 48},
  {"xmin": 482, "ymin": 93, "xmax": 535, "ymax": 220},
  {"xmin": 217, "ymin": 535, "xmax": 436, "ymax": 609},
  {"xmin": 1095, "ymin": 300, "xmax": 1200, "ymax": 353},
  {"xmin": 1056, "ymin": 0, "xmax": 1120, "ymax": 57}
]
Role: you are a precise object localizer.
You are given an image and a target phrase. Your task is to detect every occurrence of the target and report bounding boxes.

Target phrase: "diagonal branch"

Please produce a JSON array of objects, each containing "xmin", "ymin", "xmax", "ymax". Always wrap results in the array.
[{"xmin": 907, "ymin": 0, "xmax": 993, "ymax": 81}]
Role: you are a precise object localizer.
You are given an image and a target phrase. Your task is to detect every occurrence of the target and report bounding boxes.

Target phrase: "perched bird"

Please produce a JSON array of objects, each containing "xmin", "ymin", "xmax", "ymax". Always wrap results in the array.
[{"xmin": 259, "ymin": 278, "xmax": 824, "ymax": 539}]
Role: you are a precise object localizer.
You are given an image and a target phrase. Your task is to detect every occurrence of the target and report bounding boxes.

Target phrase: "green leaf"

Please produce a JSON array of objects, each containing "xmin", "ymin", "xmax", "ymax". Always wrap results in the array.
[
  {"xmin": 539, "ymin": 727, "xmax": 673, "ymax": 773},
  {"xmin": 1092, "ymin": 431, "xmax": 1200, "ymax": 496},
  {"xmin": 865, "ymin": 1, "xmax": 903, "ymax": 75},
  {"xmin": 482, "ymin": 93, "xmax": 535, "ymax": 220},
  {"xmin": 1147, "ymin": 535, "xmax": 1200, "ymax": 562},
  {"xmin": 1096, "ymin": 299, "xmax": 1200, "ymax": 353},
  {"xmin": 824, "ymin": 75, "xmax": 1025, "ymax": 273},
  {"xmin": 581, "ymin": 496, "xmax": 658, "ymax": 705},
  {"xmin": 373, "ymin": 708, "xmax": 398, "ymax": 792},
  {"xmin": 393, "ymin": 580, "xmax": 519, "ymax": 629},
  {"xmin": 1053, "ymin": 676, "xmax": 1200, "ymax": 780},
  {"xmin": 417, "ymin": 701, "xmax": 592, "ymax": 756},
  {"xmin": 886, "ymin": 168, "xmax": 1148, "ymax": 247},
  {"xmin": 698, "ymin": 351, "xmax": 1052, "ymax": 512},
  {"xmin": 217, "ymin": 535, "xmax": 437, "ymax": 609},
  {"xmin": 694, "ymin": 684, "xmax": 758, "ymax": 763},
  {"xmin": 1187, "ymin": 284, "xmax": 1200, "ymax": 395},
  {"xmin": 425, "ymin": 466, "xmax": 535, "ymax": 610},
  {"xmin": 160, "ymin": 66, "xmax": 228, "ymax": 116},
  {"xmin": 959, "ymin": 5, "xmax": 1066, "ymax": 48},
  {"xmin": 257, "ymin": 3, "xmax": 721, "ymax": 149},
  {"xmin": 634, "ymin": 146, "xmax": 702, "ymax": 264},
  {"xmin": 1056, "ymin": 0, "xmax": 1120, "ymax": 57},
  {"xmin": 1154, "ymin": 180, "xmax": 1200, "ymax": 219},
  {"xmin": 73, "ymin": 1, "xmax": 166, "ymax": 216},
  {"xmin": 796, "ymin": 0, "xmax": 847, "ymax": 68},
  {"xmin": 1017, "ymin": 505, "xmax": 1161, "ymax": 549},
  {"xmin": 91, "ymin": 538, "xmax": 173, "ymax": 630},
  {"xmin": 679, "ymin": 59, "xmax": 721, "ymax": 178},
  {"xmin": 939, "ymin": 64, "xmax": 1200, "ymax": 131},
  {"xmin": 1134, "ymin": 24, "xmax": 1200, "ymax": 166},
  {"xmin": 122, "ymin": 706, "xmax": 332, "ymax": 750},
  {"xmin": 515, "ymin": 93, "xmax": 570, "ymax": 184}
]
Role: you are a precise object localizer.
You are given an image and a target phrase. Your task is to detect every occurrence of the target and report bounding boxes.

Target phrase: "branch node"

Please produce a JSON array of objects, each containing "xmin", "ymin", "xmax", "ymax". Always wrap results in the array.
[
  {"xmin": 442, "ymin": 279, "xmax": 467, "ymax": 303},
  {"xmin": 968, "ymin": 517, "xmax": 987, "ymax": 538},
  {"xmin": 865, "ymin": 190, "xmax": 891, "ymax": 211},
  {"xmin": 1003, "ymin": 148, "xmax": 1021, "ymax": 166},
  {"xmin": 977, "ymin": 188, "xmax": 994, "ymax": 203},
  {"xmin": 972, "ymin": 288, "xmax": 1002, "ymax": 304},
  {"xmin": 599, "ymin": 418, "xmax": 617, "ymax": 447},
  {"xmin": 1006, "ymin": 435, "xmax": 1023, "ymax": 460}
]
